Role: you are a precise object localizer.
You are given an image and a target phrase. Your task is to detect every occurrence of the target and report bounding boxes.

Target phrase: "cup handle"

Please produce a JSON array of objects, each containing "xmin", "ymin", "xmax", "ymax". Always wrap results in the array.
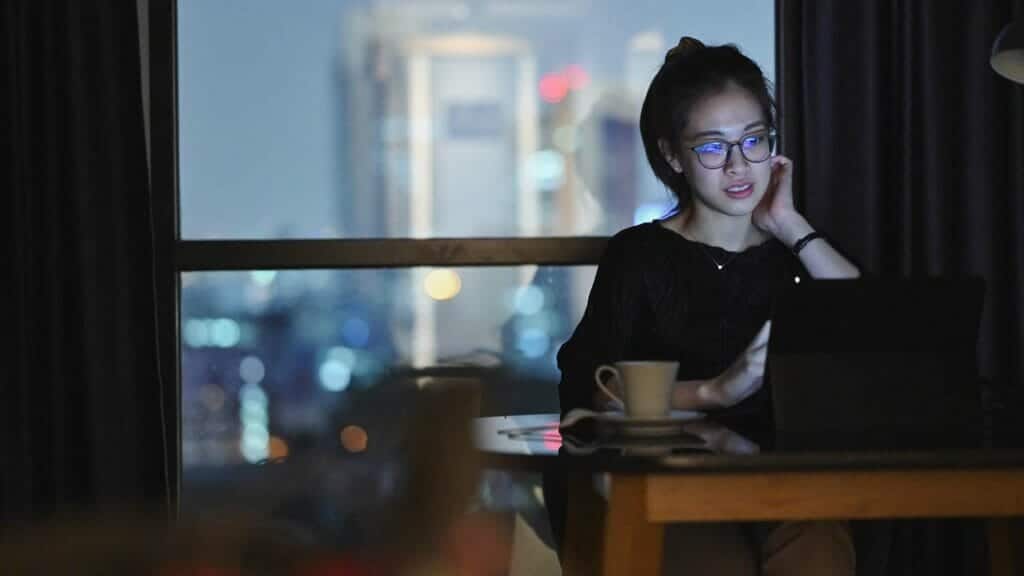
[{"xmin": 594, "ymin": 365, "xmax": 625, "ymax": 410}]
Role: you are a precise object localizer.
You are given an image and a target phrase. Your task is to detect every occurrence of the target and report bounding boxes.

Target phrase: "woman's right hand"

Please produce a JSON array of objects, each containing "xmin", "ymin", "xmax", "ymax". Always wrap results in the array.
[{"xmin": 703, "ymin": 321, "xmax": 771, "ymax": 408}]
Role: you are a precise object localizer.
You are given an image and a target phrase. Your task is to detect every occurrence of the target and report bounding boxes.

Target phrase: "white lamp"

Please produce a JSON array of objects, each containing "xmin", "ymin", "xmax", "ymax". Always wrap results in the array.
[{"xmin": 991, "ymin": 20, "xmax": 1024, "ymax": 84}]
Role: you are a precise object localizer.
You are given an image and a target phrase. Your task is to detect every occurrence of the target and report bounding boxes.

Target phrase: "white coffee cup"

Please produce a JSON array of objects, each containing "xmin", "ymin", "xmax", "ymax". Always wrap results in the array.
[{"xmin": 593, "ymin": 360, "xmax": 678, "ymax": 418}]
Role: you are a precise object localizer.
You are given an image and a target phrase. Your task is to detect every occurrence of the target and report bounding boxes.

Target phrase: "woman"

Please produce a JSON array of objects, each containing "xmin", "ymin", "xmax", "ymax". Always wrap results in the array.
[{"xmin": 556, "ymin": 37, "xmax": 859, "ymax": 574}]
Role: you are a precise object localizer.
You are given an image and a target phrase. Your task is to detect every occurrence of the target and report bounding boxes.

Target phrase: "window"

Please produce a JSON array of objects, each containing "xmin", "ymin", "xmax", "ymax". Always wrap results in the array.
[{"xmin": 167, "ymin": 0, "xmax": 775, "ymax": 499}]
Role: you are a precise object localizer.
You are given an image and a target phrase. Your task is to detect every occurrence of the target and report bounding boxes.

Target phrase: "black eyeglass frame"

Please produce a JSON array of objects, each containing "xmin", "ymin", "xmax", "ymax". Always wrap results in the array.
[{"xmin": 686, "ymin": 128, "xmax": 778, "ymax": 169}]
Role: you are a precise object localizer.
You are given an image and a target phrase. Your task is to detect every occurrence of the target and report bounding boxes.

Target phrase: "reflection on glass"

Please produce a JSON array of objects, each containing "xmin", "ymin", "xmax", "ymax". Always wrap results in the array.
[
  {"xmin": 180, "ymin": 266, "xmax": 597, "ymax": 474},
  {"xmin": 178, "ymin": 0, "xmax": 774, "ymax": 239}
]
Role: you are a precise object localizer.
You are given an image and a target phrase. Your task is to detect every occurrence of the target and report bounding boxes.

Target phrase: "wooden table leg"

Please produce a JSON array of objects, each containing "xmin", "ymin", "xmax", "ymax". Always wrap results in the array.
[{"xmin": 602, "ymin": 475, "xmax": 664, "ymax": 576}]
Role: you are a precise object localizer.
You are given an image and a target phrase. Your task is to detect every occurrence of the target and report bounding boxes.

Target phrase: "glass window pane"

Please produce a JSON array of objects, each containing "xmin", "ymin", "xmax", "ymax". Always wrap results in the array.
[
  {"xmin": 178, "ymin": 0, "xmax": 775, "ymax": 239},
  {"xmin": 180, "ymin": 265, "xmax": 595, "ymax": 479}
]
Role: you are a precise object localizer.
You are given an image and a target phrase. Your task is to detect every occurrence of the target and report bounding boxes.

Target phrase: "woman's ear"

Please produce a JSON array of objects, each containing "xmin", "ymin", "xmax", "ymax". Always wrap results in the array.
[{"xmin": 658, "ymin": 138, "xmax": 684, "ymax": 174}]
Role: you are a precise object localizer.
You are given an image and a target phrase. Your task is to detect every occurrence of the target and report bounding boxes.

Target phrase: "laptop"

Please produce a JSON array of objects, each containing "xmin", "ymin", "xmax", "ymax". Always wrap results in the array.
[{"xmin": 766, "ymin": 277, "xmax": 986, "ymax": 450}]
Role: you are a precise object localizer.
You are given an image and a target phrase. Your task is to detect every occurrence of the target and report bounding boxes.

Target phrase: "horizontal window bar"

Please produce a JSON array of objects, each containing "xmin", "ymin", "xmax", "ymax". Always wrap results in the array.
[{"xmin": 176, "ymin": 237, "xmax": 608, "ymax": 270}]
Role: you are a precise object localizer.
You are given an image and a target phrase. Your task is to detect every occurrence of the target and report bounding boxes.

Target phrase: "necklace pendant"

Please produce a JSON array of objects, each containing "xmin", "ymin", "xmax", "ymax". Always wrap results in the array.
[{"xmin": 716, "ymin": 264, "xmax": 723, "ymax": 270}]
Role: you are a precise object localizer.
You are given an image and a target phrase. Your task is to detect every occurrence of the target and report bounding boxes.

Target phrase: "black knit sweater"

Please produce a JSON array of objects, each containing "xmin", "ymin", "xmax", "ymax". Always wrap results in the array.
[{"xmin": 557, "ymin": 220, "xmax": 808, "ymax": 418}]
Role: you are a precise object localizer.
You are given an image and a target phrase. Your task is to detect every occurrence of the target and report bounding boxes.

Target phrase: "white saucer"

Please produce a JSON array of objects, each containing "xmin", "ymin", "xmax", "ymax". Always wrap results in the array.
[
  {"xmin": 596, "ymin": 410, "xmax": 705, "ymax": 436},
  {"xmin": 562, "ymin": 436, "xmax": 708, "ymax": 455}
]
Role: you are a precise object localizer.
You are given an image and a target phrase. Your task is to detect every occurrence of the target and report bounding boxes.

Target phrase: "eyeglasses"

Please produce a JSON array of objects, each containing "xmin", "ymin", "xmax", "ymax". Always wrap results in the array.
[{"xmin": 687, "ymin": 129, "xmax": 777, "ymax": 169}]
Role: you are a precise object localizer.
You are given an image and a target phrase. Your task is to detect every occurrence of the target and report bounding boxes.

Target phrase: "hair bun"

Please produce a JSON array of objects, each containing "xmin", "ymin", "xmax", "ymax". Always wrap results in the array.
[{"xmin": 665, "ymin": 36, "xmax": 705, "ymax": 64}]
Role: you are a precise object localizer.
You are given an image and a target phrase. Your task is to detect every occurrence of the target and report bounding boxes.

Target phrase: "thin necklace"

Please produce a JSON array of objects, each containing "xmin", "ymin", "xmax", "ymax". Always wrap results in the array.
[
  {"xmin": 697, "ymin": 243, "xmax": 740, "ymax": 271},
  {"xmin": 666, "ymin": 219, "xmax": 742, "ymax": 271}
]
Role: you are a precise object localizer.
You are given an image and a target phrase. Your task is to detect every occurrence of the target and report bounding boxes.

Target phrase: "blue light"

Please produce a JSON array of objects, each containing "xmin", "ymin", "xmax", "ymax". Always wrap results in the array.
[
  {"xmin": 210, "ymin": 318, "xmax": 241, "ymax": 348},
  {"xmin": 239, "ymin": 384, "xmax": 267, "ymax": 409},
  {"xmin": 341, "ymin": 317, "xmax": 371, "ymax": 348},
  {"xmin": 241, "ymin": 403, "xmax": 269, "ymax": 425},
  {"xmin": 242, "ymin": 425, "xmax": 269, "ymax": 447},
  {"xmin": 328, "ymin": 346, "xmax": 357, "ymax": 367},
  {"xmin": 183, "ymin": 319, "xmax": 209, "ymax": 348},
  {"xmin": 516, "ymin": 328, "xmax": 550, "ymax": 359},
  {"xmin": 239, "ymin": 356, "xmax": 265, "ymax": 385},
  {"xmin": 527, "ymin": 149, "xmax": 566, "ymax": 190},
  {"xmin": 514, "ymin": 285, "xmax": 546, "ymax": 315},
  {"xmin": 319, "ymin": 360, "xmax": 352, "ymax": 392},
  {"xmin": 241, "ymin": 425, "xmax": 269, "ymax": 463},
  {"xmin": 249, "ymin": 270, "xmax": 277, "ymax": 286}
]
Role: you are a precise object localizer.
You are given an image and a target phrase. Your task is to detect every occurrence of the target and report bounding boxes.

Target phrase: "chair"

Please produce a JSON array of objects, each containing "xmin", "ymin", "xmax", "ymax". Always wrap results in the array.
[{"xmin": 0, "ymin": 377, "xmax": 500, "ymax": 575}]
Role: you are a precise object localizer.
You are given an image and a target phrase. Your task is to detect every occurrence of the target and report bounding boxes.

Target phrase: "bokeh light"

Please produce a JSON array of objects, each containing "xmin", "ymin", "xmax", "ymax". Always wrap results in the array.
[
  {"xmin": 239, "ymin": 383, "xmax": 268, "ymax": 409},
  {"xmin": 183, "ymin": 319, "xmax": 209, "ymax": 348},
  {"xmin": 210, "ymin": 318, "xmax": 241, "ymax": 348},
  {"xmin": 424, "ymin": 269, "xmax": 462, "ymax": 301},
  {"xmin": 340, "ymin": 425, "xmax": 369, "ymax": 453},
  {"xmin": 249, "ymin": 270, "xmax": 278, "ymax": 286},
  {"xmin": 538, "ymin": 73, "xmax": 569, "ymax": 103},
  {"xmin": 319, "ymin": 358, "xmax": 352, "ymax": 392},
  {"xmin": 239, "ymin": 380, "xmax": 270, "ymax": 463},
  {"xmin": 328, "ymin": 346, "xmax": 357, "ymax": 367},
  {"xmin": 516, "ymin": 328, "xmax": 550, "ymax": 358},
  {"xmin": 268, "ymin": 435, "xmax": 289, "ymax": 460},
  {"xmin": 526, "ymin": 149, "xmax": 565, "ymax": 190},
  {"xmin": 513, "ymin": 285, "xmax": 545, "ymax": 315},
  {"xmin": 239, "ymin": 355, "xmax": 266, "ymax": 385},
  {"xmin": 341, "ymin": 317, "xmax": 371, "ymax": 348},
  {"xmin": 241, "ymin": 424, "xmax": 270, "ymax": 463}
]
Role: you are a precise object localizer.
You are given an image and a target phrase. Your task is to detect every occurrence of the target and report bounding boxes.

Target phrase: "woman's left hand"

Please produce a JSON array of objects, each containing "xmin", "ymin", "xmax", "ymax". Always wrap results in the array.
[
  {"xmin": 753, "ymin": 155, "xmax": 805, "ymax": 242},
  {"xmin": 752, "ymin": 155, "xmax": 861, "ymax": 277}
]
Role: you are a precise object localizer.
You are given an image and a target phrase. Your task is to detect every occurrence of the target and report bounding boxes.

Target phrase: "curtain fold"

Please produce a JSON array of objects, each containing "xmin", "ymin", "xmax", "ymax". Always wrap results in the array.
[
  {"xmin": 779, "ymin": 0, "xmax": 1024, "ymax": 573},
  {"xmin": 3, "ymin": 0, "xmax": 169, "ymax": 524},
  {"xmin": 781, "ymin": 0, "xmax": 1022, "ymax": 387}
]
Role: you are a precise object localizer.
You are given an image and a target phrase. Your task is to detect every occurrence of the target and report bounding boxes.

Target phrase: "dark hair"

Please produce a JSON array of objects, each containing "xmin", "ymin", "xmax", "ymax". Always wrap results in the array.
[{"xmin": 639, "ymin": 37, "xmax": 776, "ymax": 210}]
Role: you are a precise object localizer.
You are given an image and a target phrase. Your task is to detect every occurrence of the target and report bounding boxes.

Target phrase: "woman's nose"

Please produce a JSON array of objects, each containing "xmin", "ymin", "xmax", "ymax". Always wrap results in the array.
[{"xmin": 724, "ymin": 143, "xmax": 750, "ymax": 173}]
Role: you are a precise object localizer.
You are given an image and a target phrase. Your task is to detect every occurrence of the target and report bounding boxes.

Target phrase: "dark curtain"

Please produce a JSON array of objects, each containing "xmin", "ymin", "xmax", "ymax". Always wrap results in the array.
[
  {"xmin": 779, "ymin": 0, "xmax": 1024, "ymax": 574},
  {"xmin": 3, "ymin": 1, "xmax": 170, "ymax": 524}
]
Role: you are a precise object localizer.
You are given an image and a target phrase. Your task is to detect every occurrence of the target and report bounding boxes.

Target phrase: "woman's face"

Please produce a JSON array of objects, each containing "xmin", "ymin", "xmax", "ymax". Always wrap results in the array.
[{"xmin": 668, "ymin": 85, "xmax": 773, "ymax": 218}]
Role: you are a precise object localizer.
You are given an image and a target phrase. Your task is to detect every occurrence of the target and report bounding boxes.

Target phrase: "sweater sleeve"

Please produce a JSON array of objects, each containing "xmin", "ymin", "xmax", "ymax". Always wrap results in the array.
[{"xmin": 556, "ymin": 232, "xmax": 644, "ymax": 415}]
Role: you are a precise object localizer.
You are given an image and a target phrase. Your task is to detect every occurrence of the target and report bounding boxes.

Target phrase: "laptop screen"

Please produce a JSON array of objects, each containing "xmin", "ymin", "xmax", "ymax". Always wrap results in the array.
[{"xmin": 767, "ymin": 277, "xmax": 985, "ymax": 449}]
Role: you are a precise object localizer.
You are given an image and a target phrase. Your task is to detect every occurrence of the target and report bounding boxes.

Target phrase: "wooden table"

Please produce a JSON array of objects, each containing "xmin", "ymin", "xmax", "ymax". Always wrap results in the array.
[{"xmin": 475, "ymin": 414, "xmax": 1024, "ymax": 576}]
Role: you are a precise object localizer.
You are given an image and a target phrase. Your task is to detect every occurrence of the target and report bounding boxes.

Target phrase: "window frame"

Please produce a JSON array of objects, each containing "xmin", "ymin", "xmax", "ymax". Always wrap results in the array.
[{"xmin": 148, "ymin": 0, "xmax": 783, "ymax": 506}]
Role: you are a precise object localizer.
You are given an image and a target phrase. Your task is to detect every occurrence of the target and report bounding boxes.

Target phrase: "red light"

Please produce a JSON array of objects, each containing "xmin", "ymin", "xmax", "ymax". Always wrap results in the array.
[
  {"xmin": 543, "ymin": 429, "xmax": 562, "ymax": 451},
  {"xmin": 539, "ymin": 73, "xmax": 569, "ymax": 103},
  {"xmin": 564, "ymin": 64, "xmax": 590, "ymax": 90}
]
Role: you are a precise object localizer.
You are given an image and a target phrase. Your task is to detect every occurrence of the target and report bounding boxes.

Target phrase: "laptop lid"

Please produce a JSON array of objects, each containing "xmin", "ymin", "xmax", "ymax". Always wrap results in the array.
[{"xmin": 767, "ymin": 277, "xmax": 985, "ymax": 449}]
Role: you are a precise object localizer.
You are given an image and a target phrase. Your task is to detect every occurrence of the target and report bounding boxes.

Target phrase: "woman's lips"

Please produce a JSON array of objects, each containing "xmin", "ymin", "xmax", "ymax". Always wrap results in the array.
[{"xmin": 724, "ymin": 183, "xmax": 754, "ymax": 199}]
